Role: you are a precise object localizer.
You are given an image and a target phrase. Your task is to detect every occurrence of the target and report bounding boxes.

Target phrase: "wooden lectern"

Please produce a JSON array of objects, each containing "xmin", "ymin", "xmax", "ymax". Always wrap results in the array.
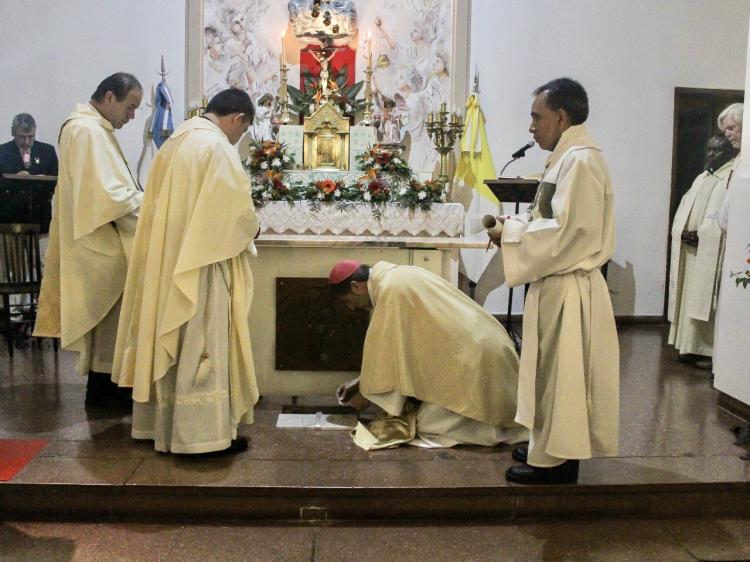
[
  {"xmin": 484, "ymin": 177, "xmax": 539, "ymax": 213},
  {"xmin": 0, "ymin": 174, "xmax": 57, "ymax": 233},
  {"xmin": 483, "ymin": 177, "xmax": 539, "ymax": 347}
]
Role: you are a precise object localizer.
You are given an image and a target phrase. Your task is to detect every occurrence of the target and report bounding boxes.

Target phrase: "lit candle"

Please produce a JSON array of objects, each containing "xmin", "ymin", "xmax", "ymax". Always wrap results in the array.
[
  {"xmin": 366, "ymin": 32, "xmax": 371, "ymax": 63},
  {"xmin": 281, "ymin": 31, "xmax": 286, "ymax": 66}
]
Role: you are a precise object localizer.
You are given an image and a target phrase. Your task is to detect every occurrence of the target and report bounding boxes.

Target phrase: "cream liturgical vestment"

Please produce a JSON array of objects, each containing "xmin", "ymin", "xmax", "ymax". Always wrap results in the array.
[
  {"xmin": 500, "ymin": 124, "xmax": 619, "ymax": 467},
  {"xmin": 112, "ymin": 117, "xmax": 259, "ymax": 454},
  {"xmin": 668, "ymin": 159, "xmax": 732, "ymax": 357},
  {"xmin": 353, "ymin": 262, "xmax": 528, "ymax": 450},
  {"xmin": 34, "ymin": 104, "xmax": 143, "ymax": 375}
]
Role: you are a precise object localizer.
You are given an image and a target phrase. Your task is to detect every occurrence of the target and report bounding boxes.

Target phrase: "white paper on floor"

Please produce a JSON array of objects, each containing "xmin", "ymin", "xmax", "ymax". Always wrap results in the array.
[{"xmin": 275, "ymin": 412, "xmax": 358, "ymax": 430}]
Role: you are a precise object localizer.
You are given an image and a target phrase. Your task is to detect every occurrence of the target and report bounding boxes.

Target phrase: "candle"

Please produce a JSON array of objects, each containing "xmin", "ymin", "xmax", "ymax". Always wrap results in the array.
[
  {"xmin": 366, "ymin": 32, "xmax": 371, "ymax": 62},
  {"xmin": 281, "ymin": 31, "xmax": 286, "ymax": 66}
]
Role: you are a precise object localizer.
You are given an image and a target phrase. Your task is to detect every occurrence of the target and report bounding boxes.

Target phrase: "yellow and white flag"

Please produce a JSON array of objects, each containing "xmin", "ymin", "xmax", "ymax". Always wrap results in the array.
[{"xmin": 453, "ymin": 92, "xmax": 501, "ymax": 284}]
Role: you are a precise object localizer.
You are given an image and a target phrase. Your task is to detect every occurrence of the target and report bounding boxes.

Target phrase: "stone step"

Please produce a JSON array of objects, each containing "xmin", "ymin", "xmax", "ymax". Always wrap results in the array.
[{"xmin": 2, "ymin": 480, "xmax": 748, "ymax": 523}]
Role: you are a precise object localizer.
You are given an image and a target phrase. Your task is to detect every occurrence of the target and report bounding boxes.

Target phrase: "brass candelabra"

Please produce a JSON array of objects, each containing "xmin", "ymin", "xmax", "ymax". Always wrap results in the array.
[
  {"xmin": 187, "ymin": 97, "xmax": 208, "ymax": 119},
  {"xmin": 425, "ymin": 102, "xmax": 463, "ymax": 198}
]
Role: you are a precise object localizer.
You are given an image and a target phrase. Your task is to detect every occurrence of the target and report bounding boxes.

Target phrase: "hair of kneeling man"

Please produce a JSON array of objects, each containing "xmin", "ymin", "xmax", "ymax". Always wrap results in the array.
[{"xmin": 328, "ymin": 264, "xmax": 371, "ymax": 297}]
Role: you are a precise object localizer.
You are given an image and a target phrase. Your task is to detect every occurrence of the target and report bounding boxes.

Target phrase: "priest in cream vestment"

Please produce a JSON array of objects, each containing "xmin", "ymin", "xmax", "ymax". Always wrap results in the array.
[
  {"xmin": 34, "ymin": 72, "xmax": 144, "ymax": 408},
  {"xmin": 330, "ymin": 260, "xmax": 528, "ymax": 450},
  {"xmin": 668, "ymin": 135, "xmax": 735, "ymax": 367},
  {"xmin": 493, "ymin": 79, "xmax": 619, "ymax": 485},
  {"xmin": 112, "ymin": 89, "xmax": 259, "ymax": 455}
]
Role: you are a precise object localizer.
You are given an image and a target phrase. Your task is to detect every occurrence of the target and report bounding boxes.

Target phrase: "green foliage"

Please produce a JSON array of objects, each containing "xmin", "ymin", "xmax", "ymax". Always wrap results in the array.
[{"xmin": 286, "ymin": 65, "xmax": 365, "ymax": 119}]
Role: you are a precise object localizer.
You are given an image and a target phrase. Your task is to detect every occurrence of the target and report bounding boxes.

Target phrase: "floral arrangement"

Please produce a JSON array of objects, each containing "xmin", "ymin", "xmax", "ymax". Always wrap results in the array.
[
  {"xmin": 246, "ymin": 141, "xmax": 446, "ymax": 213},
  {"xmin": 395, "ymin": 178, "xmax": 446, "ymax": 210},
  {"xmin": 355, "ymin": 146, "xmax": 412, "ymax": 182},
  {"xmin": 246, "ymin": 139, "xmax": 295, "ymax": 173},
  {"xmin": 730, "ymin": 244, "xmax": 750, "ymax": 289},
  {"xmin": 357, "ymin": 172, "xmax": 392, "ymax": 204},
  {"xmin": 302, "ymin": 178, "xmax": 349, "ymax": 203},
  {"xmin": 245, "ymin": 140, "xmax": 297, "ymax": 206},
  {"xmin": 252, "ymin": 170, "xmax": 296, "ymax": 205}
]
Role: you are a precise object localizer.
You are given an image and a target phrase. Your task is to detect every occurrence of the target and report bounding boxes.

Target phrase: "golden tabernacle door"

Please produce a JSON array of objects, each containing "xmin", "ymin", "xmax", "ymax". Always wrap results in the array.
[{"xmin": 303, "ymin": 102, "xmax": 350, "ymax": 170}]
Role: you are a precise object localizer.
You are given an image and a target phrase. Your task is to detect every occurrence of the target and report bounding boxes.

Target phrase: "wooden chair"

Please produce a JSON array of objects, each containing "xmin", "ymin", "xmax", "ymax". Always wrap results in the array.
[{"xmin": 0, "ymin": 223, "xmax": 55, "ymax": 357}]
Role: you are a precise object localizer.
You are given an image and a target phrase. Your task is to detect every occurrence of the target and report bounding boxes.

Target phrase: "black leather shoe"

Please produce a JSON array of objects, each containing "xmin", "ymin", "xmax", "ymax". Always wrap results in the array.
[
  {"xmin": 505, "ymin": 460, "xmax": 579, "ymax": 484},
  {"xmin": 199, "ymin": 437, "xmax": 250, "ymax": 457},
  {"xmin": 512, "ymin": 446, "xmax": 528, "ymax": 463}
]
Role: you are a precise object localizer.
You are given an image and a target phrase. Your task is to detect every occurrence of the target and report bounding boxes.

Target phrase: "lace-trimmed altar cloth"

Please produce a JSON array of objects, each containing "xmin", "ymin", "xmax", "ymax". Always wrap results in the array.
[{"xmin": 256, "ymin": 201, "xmax": 464, "ymax": 237}]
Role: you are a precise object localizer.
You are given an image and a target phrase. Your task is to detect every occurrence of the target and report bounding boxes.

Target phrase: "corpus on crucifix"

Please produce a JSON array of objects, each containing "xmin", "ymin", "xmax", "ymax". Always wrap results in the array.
[{"xmin": 310, "ymin": 48, "xmax": 337, "ymax": 102}]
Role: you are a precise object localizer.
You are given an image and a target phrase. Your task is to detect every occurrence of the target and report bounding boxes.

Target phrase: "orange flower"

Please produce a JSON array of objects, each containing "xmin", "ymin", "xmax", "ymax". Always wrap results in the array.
[
  {"xmin": 261, "ymin": 140, "xmax": 278, "ymax": 156},
  {"xmin": 319, "ymin": 179, "xmax": 337, "ymax": 194}
]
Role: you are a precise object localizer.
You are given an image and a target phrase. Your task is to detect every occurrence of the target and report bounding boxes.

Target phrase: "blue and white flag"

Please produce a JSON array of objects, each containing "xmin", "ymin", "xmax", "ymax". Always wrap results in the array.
[{"xmin": 150, "ymin": 81, "xmax": 175, "ymax": 148}]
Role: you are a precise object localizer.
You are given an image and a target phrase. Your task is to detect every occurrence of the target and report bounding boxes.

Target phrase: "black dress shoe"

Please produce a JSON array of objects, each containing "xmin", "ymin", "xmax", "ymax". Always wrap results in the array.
[
  {"xmin": 693, "ymin": 358, "xmax": 713, "ymax": 371},
  {"xmin": 505, "ymin": 460, "xmax": 579, "ymax": 484},
  {"xmin": 197, "ymin": 437, "xmax": 250, "ymax": 457},
  {"xmin": 512, "ymin": 446, "xmax": 528, "ymax": 463},
  {"xmin": 85, "ymin": 372, "xmax": 130, "ymax": 409}
]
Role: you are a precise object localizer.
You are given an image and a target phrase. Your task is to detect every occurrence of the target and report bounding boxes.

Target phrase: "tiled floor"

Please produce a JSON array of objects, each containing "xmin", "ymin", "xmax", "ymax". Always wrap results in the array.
[
  {"xmin": 0, "ymin": 325, "xmax": 746, "ymax": 488},
  {"xmin": 2, "ymin": 517, "xmax": 750, "ymax": 561},
  {"xmin": 1, "ymin": 325, "xmax": 749, "ymax": 560}
]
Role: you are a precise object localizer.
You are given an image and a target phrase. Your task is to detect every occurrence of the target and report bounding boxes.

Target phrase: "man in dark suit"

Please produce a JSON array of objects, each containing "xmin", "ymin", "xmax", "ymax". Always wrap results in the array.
[{"xmin": 0, "ymin": 113, "xmax": 58, "ymax": 176}]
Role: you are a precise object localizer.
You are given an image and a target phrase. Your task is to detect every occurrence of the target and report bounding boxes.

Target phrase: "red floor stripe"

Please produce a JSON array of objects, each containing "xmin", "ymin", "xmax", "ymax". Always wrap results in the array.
[{"xmin": 0, "ymin": 439, "xmax": 49, "ymax": 481}]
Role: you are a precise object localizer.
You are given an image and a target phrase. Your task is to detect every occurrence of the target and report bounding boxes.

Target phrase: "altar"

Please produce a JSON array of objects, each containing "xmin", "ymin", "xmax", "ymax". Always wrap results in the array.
[{"xmin": 250, "ymin": 230, "xmax": 486, "ymax": 397}]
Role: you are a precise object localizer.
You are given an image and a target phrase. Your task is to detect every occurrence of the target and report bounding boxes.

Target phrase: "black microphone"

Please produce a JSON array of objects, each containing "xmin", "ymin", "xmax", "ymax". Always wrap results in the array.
[
  {"xmin": 511, "ymin": 140, "xmax": 535, "ymax": 159},
  {"xmin": 500, "ymin": 141, "xmax": 536, "ymax": 176}
]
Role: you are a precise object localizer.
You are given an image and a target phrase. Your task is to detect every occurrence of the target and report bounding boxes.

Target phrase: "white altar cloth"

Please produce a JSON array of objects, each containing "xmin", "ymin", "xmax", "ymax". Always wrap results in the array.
[{"xmin": 256, "ymin": 201, "xmax": 464, "ymax": 237}]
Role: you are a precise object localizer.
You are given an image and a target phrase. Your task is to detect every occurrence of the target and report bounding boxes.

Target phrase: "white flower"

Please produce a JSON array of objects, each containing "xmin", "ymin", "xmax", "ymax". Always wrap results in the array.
[
  {"xmin": 262, "ymin": 191, "xmax": 272, "ymax": 200},
  {"xmin": 364, "ymin": 157, "xmax": 374, "ymax": 165},
  {"xmin": 393, "ymin": 158, "xmax": 401, "ymax": 164},
  {"xmin": 363, "ymin": 192, "xmax": 372, "ymax": 202},
  {"xmin": 317, "ymin": 192, "xmax": 324, "ymax": 199},
  {"xmin": 260, "ymin": 162, "xmax": 268, "ymax": 170},
  {"xmin": 245, "ymin": 157, "xmax": 252, "ymax": 165},
  {"xmin": 334, "ymin": 189, "xmax": 341, "ymax": 197},
  {"xmin": 398, "ymin": 188, "xmax": 407, "ymax": 196},
  {"xmin": 282, "ymin": 155, "xmax": 290, "ymax": 162},
  {"xmin": 418, "ymin": 191, "xmax": 427, "ymax": 200},
  {"xmin": 272, "ymin": 158, "xmax": 281, "ymax": 167},
  {"xmin": 345, "ymin": 104, "xmax": 352, "ymax": 112}
]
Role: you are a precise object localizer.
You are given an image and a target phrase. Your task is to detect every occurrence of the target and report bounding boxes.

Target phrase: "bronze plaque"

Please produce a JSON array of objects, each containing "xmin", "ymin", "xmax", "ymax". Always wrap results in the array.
[{"xmin": 275, "ymin": 277, "xmax": 369, "ymax": 371}]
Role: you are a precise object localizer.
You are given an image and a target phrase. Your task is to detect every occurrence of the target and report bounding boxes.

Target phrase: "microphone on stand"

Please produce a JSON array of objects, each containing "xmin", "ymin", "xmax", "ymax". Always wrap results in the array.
[
  {"xmin": 500, "ymin": 140, "xmax": 535, "ymax": 176},
  {"xmin": 511, "ymin": 140, "xmax": 535, "ymax": 159}
]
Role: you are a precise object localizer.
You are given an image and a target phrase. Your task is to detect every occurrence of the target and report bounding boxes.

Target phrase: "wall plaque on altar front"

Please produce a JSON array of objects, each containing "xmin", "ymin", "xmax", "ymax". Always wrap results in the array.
[{"xmin": 276, "ymin": 277, "xmax": 369, "ymax": 371}]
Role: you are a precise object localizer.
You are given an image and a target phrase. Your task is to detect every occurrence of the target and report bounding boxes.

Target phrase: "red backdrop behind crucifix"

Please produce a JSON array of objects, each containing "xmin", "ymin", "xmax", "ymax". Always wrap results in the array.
[{"xmin": 300, "ymin": 45, "xmax": 356, "ymax": 93}]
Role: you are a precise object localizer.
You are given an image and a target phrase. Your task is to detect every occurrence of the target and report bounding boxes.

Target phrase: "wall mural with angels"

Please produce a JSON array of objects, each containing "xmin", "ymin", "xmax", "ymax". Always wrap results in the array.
[{"xmin": 203, "ymin": 0, "xmax": 453, "ymax": 173}]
